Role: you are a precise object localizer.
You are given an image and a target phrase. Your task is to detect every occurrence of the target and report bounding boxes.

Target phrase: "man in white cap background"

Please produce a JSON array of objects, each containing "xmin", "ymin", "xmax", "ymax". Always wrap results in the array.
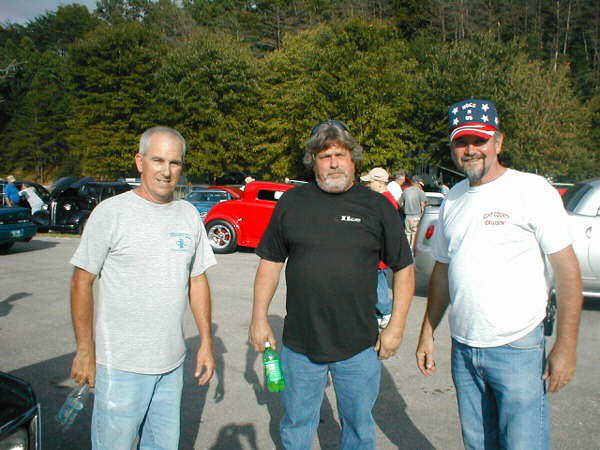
[
  {"xmin": 360, "ymin": 167, "xmax": 400, "ymax": 327},
  {"xmin": 416, "ymin": 99, "xmax": 582, "ymax": 449}
]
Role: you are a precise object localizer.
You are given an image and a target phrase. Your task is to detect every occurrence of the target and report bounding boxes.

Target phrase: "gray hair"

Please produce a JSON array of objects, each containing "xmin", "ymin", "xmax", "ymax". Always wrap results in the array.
[
  {"xmin": 303, "ymin": 124, "xmax": 363, "ymax": 168},
  {"xmin": 139, "ymin": 127, "xmax": 187, "ymax": 158}
]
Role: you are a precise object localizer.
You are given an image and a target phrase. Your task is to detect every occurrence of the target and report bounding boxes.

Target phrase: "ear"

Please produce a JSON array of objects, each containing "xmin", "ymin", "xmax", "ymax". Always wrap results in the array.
[
  {"xmin": 135, "ymin": 153, "xmax": 143, "ymax": 173},
  {"xmin": 494, "ymin": 133, "xmax": 504, "ymax": 155}
]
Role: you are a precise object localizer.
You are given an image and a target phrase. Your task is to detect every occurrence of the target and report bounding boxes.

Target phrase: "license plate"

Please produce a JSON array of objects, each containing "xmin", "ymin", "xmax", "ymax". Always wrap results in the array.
[{"xmin": 10, "ymin": 230, "xmax": 23, "ymax": 238}]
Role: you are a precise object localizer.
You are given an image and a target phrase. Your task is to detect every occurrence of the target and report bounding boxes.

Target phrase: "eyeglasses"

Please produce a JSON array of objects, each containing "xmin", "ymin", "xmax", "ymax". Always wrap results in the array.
[{"xmin": 309, "ymin": 120, "xmax": 349, "ymax": 137}]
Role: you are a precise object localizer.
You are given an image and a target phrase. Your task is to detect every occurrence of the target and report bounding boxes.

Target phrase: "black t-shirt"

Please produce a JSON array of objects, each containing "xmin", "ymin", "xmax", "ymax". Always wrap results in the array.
[{"xmin": 256, "ymin": 182, "xmax": 413, "ymax": 363}]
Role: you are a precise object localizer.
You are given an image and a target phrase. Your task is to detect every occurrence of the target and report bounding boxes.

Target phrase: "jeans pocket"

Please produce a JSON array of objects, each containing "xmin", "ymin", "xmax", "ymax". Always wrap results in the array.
[{"xmin": 506, "ymin": 325, "xmax": 544, "ymax": 350}]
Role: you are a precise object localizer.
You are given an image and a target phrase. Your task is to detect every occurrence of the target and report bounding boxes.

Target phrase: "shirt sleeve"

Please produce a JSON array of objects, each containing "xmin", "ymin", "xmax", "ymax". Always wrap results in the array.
[
  {"xmin": 431, "ymin": 201, "xmax": 450, "ymax": 264},
  {"xmin": 191, "ymin": 212, "xmax": 217, "ymax": 277},
  {"xmin": 380, "ymin": 197, "xmax": 413, "ymax": 271},
  {"xmin": 70, "ymin": 203, "xmax": 113, "ymax": 275},
  {"xmin": 256, "ymin": 197, "xmax": 289, "ymax": 262},
  {"xmin": 526, "ymin": 178, "xmax": 573, "ymax": 255}
]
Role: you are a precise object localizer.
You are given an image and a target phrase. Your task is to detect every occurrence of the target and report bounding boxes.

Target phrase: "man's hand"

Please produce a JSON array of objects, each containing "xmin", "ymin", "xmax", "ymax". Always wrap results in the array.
[
  {"xmin": 374, "ymin": 327, "xmax": 403, "ymax": 360},
  {"xmin": 416, "ymin": 333, "xmax": 436, "ymax": 376},
  {"xmin": 249, "ymin": 318, "xmax": 275, "ymax": 352},
  {"xmin": 544, "ymin": 341, "xmax": 577, "ymax": 392},
  {"xmin": 195, "ymin": 344, "xmax": 215, "ymax": 385},
  {"xmin": 71, "ymin": 349, "xmax": 96, "ymax": 387}
]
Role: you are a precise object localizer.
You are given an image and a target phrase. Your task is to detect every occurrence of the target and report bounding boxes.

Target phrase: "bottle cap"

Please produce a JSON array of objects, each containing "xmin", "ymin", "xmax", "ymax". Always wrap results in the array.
[{"xmin": 264, "ymin": 342, "xmax": 271, "ymax": 349}]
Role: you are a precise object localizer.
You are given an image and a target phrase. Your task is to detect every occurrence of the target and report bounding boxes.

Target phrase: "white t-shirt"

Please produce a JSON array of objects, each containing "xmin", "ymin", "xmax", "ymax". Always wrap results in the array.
[
  {"xmin": 20, "ymin": 187, "xmax": 44, "ymax": 213},
  {"xmin": 387, "ymin": 181, "xmax": 403, "ymax": 203},
  {"xmin": 70, "ymin": 190, "xmax": 216, "ymax": 374},
  {"xmin": 432, "ymin": 169, "xmax": 571, "ymax": 347}
]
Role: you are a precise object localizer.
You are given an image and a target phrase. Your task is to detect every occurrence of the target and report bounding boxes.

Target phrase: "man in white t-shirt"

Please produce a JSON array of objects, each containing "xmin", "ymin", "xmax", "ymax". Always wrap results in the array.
[
  {"xmin": 415, "ymin": 99, "xmax": 582, "ymax": 449},
  {"xmin": 387, "ymin": 170, "xmax": 406, "ymax": 203},
  {"xmin": 69, "ymin": 127, "xmax": 217, "ymax": 449}
]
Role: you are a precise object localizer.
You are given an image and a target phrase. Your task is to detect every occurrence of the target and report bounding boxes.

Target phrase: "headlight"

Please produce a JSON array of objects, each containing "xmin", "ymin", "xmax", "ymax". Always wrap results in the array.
[
  {"xmin": 0, "ymin": 426, "xmax": 28, "ymax": 450},
  {"xmin": 42, "ymin": 204, "xmax": 48, "ymax": 211},
  {"xmin": 63, "ymin": 203, "xmax": 72, "ymax": 211}
]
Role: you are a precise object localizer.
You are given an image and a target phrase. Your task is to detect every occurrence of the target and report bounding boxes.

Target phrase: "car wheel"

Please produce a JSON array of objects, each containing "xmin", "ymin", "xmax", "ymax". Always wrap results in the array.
[
  {"xmin": 206, "ymin": 220, "xmax": 237, "ymax": 254},
  {"xmin": 0, "ymin": 242, "xmax": 15, "ymax": 252}
]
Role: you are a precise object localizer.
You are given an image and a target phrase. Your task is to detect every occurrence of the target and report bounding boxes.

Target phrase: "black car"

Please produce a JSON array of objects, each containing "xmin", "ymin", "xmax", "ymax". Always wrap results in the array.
[
  {"xmin": 33, "ymin": 177, "xmax": 132, "ymax": 233},
  {"xmin": 0, "ymin": 372, "xmax": 41, "ymax": 449}
]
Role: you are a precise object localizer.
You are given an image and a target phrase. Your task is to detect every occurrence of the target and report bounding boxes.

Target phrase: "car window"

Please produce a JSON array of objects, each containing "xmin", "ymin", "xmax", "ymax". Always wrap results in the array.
[
  {"xmin": 563, "ymin": 183, "xmax": 592, "ymax": 213},
  {"xmin": 426, "ymin": 195, "xmax": 444, "ymax": 207},
  {"xmin": 257, "ymin": 190, "xmax": 285, "ymax": 202},
  {"xmin": 114, "ymin": 184, "xmax": 131, "ymax": 195},
  {"xmin": 189, "ymin": 191, "xmax": 229, "ymax": 202}
]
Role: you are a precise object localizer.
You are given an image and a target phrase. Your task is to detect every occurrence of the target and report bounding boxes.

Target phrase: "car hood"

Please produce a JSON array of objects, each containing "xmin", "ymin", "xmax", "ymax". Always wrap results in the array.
[{"xmin": 50, "ymin": 176, "xmax": 94, "ymax": 198}]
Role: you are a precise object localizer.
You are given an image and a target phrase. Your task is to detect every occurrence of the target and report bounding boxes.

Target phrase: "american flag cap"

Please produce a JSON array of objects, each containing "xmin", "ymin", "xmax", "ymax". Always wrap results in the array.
[{"xmin": 448, "ymin": 99, "xmax": 499, "ymax": 141}]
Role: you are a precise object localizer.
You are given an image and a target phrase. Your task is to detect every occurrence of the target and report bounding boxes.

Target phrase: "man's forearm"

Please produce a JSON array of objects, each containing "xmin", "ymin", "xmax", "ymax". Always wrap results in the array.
[
  {"xmin": 71, "ymin": 268, "xmax": 95, "ymax": 352},
  {"xmin": 387, "ymin": 264, "xmax": 416, "ymax": 334},
  {"xmin": 550, "ymin": 247, "xmax": 583, "ymax": 346},
  {"xmin": 251, "ymin": 260, "xmax": 283, "ymax": 321},
  {"xmin": 189, "ymin": 274, "xmax": 213, "ymax": 346},
  {"xmin": 420, "ymin": 262, "xmax": 451, "ymax": 336}
]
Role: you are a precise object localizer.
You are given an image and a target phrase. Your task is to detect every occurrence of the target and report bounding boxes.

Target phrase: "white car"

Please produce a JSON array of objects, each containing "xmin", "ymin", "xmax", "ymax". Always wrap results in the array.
[{"xmin": 414, "ymin": 180, "xmax": 600, "ymax": 298}]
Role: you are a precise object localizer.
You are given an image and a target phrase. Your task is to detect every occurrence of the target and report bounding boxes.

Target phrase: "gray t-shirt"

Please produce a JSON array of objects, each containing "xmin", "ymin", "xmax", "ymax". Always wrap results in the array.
[
  {"xmin": 400, "ymin": 186, "xmax": 427, "ymax": 216},
  {"xmin": 70, "ymin": 190, "xmax": 216, "ymax": 374}
]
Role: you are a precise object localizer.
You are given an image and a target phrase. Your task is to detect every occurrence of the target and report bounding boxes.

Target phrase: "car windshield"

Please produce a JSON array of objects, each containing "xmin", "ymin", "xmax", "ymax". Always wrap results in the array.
[
  {"xmin": 563, "ymin": 183, "xmax": 591, "ymax": 212},
  {"xmin": 187, "ymin": 191, "xmax": 228, "ymax": 203}
]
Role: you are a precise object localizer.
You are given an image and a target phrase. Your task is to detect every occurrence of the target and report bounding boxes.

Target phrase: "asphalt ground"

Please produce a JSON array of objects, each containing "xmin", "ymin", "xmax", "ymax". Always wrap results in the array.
[{"xmin": 1, "ymin": 236, "xmax": 599, "ymax": 449}]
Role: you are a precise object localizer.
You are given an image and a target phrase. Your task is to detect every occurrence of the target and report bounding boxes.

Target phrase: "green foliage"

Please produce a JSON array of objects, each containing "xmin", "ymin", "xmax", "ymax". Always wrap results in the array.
[
  {"xmin": 66, "ymin": 22, "xmax": 166, "ymax": 178},
  {"xmin": 153, "ymin": 29, "xmax": 260, "ymax": 180}
]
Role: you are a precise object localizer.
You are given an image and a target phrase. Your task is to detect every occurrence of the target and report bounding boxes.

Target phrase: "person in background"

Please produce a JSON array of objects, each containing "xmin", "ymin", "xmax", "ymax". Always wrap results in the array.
[
  {"xmin": 4, "ymin": 175, "xmax": 20, "ymax": 207},
  {"xmin": 69, "ymin": 126, "xmax": 217, "ymax": 449},
  {"xmin": 387, "ymin": 170, "xmax": 406, "ymax": 204},
  {"xmin": 360, "ymin": 167, "xmax": 399, "ymax": 328},
  {"xmin": 436, "ymin": 179, "xmax": 450, "ymax": 197},
  {"xmin": 399, "ymin": 175, "xmax": 427, "ymax": 251},
  {"xmin": 19, "ymin": 184, "xmax": 44, "ymax": 214},
  {"xmin": 416, "ymin": 99, "xmax": 583, "ymax": 449},
  {"xmin": 249, "ymin": 120, "xmax": 414, "ymax": 449}
]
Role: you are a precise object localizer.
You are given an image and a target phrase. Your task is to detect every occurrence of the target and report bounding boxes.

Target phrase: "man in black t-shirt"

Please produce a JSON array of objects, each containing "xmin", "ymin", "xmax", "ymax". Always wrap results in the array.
[{"xmin": 249, "ymin": 120, "xmax": 415, "ymax": 449}]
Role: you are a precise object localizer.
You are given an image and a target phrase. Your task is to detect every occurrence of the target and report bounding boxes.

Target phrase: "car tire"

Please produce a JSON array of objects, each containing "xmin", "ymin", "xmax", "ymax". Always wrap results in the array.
[
  {"xmin": 206, "ymin": 220, "xmax": 238, "ymax": 254},
  {"xmin": 0, "ymin": 242, "xmax": 15, "ymax": 252}
]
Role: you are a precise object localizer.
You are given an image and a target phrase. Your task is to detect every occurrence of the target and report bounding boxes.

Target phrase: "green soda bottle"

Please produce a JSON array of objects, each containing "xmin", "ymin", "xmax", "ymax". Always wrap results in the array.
[{"xmin": 263, "ymin": 342, "xmax": 285, "ymax": 392}]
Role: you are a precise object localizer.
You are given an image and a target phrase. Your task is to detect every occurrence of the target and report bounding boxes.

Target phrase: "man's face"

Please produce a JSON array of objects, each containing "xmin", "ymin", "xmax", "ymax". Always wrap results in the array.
[
  {"xmin": 135, "ymin": 133, "xmax": 184, "ymax": 204},
  {"xmin": 451, "ymin": 133, "xmax": 503, "ymax": 186},
  {"xmin": 313, "ymin": 144, "xmax": 355, "ymax": 193}
]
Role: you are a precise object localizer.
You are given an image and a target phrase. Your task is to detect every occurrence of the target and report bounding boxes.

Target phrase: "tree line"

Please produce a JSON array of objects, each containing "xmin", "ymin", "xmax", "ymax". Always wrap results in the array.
[{"xmin": 1, "ymin": 0, "xmax": 598, "ymax": 183}]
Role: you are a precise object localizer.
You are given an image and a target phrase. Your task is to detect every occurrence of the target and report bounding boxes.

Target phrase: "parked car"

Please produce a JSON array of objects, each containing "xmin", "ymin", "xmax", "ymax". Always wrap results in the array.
[
  {"xmin": 33, "ymin": 176, "xmax": 132, "ymax": 233},
  {"xmin": 412, "ymin": 192, "xmax": 445, "ymax": 278},
  {"xmin": 204, "ymin": 181, "xmax": 295, "ymax": 253},
  {"xmin": 414, "ymin": 179, "xmax": 600, "ymax": 298},
  {"xmin": 15, "ymin": 181, "xmax": 51, "ymax": 210},
  {"xmin": 0, "ymin": 372, "xmax": 41, "ymax": 449},
  {"xmin": 184, "ymin": 186, "xmax": 241, "ymax": 221},
  {"xmin": 0, "ymin": 205, "xmax": 37, "ymax": 252}
]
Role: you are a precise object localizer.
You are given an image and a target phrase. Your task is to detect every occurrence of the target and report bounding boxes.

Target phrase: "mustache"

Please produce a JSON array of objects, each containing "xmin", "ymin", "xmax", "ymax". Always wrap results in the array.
[{"xmin": 462, "ymin": 154, "xmax": 485, "ymax": 162}]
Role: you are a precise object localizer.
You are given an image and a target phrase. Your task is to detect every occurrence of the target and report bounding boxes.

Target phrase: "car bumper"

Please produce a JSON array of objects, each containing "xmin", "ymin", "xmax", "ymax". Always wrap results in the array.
[{"xmin": 0, "ymin": 223, "xmax": 37, "ymax": 244}]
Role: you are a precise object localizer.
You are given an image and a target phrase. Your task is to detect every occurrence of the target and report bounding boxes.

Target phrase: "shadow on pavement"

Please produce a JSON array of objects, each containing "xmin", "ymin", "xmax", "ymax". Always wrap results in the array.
[
  {"xmin": 0, "ymin": 292, "xmax": 32, "ymax": 318},
  {"xmin": 2, "ymin": 239, "xmax": 59, "ymax": 254},
  {"xmin": 10, "ymin": 332, "xmax": 225, "ymax": 450}
]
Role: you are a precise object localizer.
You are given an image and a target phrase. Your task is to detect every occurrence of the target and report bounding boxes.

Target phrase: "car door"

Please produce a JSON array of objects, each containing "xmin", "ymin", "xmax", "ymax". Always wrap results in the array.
[{"xmin": 240, "ymin": 189, "xmax": 286, "ymax": 247}]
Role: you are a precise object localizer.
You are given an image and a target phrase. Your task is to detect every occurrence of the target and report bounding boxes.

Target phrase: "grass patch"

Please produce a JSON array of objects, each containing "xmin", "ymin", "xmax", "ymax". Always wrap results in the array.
[{"xmin": 37, "ymin": 232, "xmax": 80, "ymax": 238}]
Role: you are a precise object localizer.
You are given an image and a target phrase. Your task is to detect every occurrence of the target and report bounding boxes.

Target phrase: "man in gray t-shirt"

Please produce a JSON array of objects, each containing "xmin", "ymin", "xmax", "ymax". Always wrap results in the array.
[
  {"xmin": 400, "ymin": 175, "xmax": 427, "ymax": 250},
  {"xmin": 69, "ymin": 127, "xmax": 216, "ymax": 450}
]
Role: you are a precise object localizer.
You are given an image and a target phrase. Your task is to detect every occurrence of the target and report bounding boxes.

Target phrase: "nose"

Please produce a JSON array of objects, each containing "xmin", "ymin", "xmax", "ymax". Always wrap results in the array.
[
  {"xmin": 160, "ymin": 162, "xmax": 172, "ymax": 178},
  {"xmin": 329, "ymin": 155, "xmax": 340, "ymax": 168}
]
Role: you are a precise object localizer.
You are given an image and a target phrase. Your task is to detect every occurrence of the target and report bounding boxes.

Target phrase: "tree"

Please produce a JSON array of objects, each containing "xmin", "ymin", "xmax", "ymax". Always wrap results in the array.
[
  {"xmin": 67, "ymin": 23, "xmax": 166, "ymax": 178},
  {"xmin": 153, "ymin": 29, "xmax": 261, "ymax": 180}
]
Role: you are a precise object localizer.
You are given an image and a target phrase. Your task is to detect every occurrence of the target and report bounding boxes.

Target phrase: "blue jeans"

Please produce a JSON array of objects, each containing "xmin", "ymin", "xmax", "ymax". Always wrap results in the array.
[
  {"xmin": 92, "ymin": 364, "xmax": 183, "ymax": 450},
  {"xmin": 375, "ymin": 268, "xmax": 392, "ymax": 316},
  {"xmin": 451, "ymin": 324, "xmax": 549, "ymax": 450},
  {"xmin": 280, "ymin": 345, "xmax": 381, "ymax": 450}
]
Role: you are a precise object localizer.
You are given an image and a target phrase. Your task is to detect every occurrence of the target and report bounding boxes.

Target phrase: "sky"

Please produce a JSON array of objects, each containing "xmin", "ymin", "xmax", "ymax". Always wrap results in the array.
[{"xmin": 0, "ymin": 1, "xmax": 98, "ymax": 24}]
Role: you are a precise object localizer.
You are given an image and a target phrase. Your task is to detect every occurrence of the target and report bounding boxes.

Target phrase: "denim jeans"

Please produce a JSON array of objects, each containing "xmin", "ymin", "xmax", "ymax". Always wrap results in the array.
[
  {"xmin": 92, "ymin": 364, "xmax": 183, "ymax": 450},
  {"xmin": 451, "ymin": 324, "xmax": 549, "ymax": 450},
  {"xmin": 375, "ymin": 268, "xmax": 392, "ymax": 316},
  {"xmin": 280, "ymin": 345, "xmax": 381, "ymax": 450}
]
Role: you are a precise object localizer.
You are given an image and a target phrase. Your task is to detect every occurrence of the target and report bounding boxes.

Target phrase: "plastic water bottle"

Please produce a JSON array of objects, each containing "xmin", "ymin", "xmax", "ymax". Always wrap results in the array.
[
  {"xmin": 56, "ymin": 384, "xmax": 90, "ymax": 429},
  {"xmin": 263, "ymin": 342, "xmax": 285, "ymax": 392}
]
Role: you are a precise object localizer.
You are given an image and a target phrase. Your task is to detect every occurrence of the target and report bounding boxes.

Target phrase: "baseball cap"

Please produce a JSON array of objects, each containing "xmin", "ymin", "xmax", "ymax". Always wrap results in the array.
[
  {"xmin": 360, "ymin": 168, "xmax": 389, "ymax": 183},
  {"xmin": 448, "ymin": 99, "xmax": 499, "ymax": 141}
]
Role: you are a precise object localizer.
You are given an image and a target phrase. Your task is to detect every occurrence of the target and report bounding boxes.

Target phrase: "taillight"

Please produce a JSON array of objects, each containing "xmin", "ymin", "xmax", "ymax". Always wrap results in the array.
[{"xmin": 425, "ymin": 224, "xmax": 435, "ymax": 240}]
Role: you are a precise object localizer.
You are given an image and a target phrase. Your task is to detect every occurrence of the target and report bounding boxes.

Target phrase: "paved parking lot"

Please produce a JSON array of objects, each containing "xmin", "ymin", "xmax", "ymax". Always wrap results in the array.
[{"xmin": 1, "ymin": 236, "xmax": 599, "ymax": 449}]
